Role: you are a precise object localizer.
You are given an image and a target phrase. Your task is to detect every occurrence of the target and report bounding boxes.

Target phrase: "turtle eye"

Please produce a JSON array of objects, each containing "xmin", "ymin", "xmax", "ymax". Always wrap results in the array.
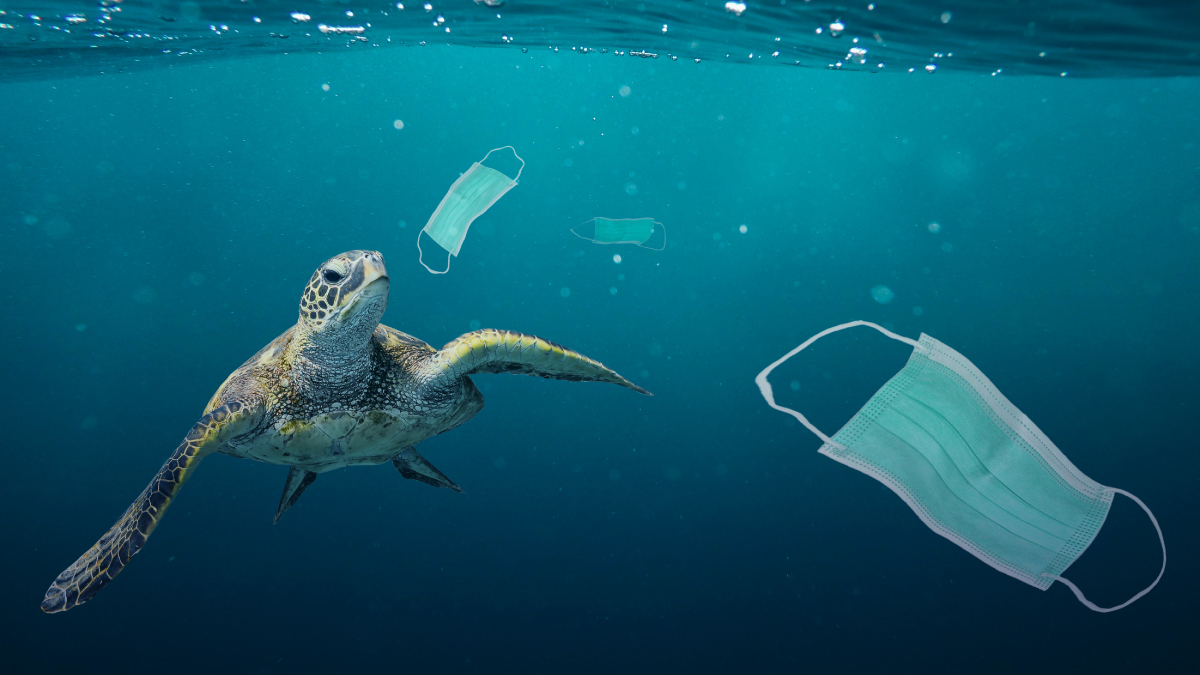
[{"xmin": 323, "ymin": 269, "xmax": 343, "ymax": 283}]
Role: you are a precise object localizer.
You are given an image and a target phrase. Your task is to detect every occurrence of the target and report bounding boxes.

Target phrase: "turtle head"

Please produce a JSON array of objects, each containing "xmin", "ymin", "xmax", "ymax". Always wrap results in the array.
[{"xmin": 297, "ymin": 250, "xmax": 389, "ymax": 343}]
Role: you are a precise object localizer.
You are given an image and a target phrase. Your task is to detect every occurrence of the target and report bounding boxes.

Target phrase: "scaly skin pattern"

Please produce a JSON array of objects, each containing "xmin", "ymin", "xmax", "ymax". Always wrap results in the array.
[
  {"xmin": 428, "ymin": 328, "xmax": 650, "ymax": 394},
  {"xmin": 40, "ymin": 401, "xmax": 263, "ymax": 613},
  {"xmin": 42, "ymin": 250, "xmax": 648, "ymax": 613}
]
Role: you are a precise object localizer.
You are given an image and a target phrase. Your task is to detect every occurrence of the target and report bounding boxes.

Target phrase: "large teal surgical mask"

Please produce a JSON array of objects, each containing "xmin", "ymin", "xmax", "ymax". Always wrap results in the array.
[
  {"xmin": 756, "ymin": 321, "xmax": 1165, "ymax": 613},
  {"xmin": 417, "ymin": 146, "xmax": 525, "ymax": 274},
  {"xmin": 570, "ymin": 217, "xmax": 666, "ymax": 250}
]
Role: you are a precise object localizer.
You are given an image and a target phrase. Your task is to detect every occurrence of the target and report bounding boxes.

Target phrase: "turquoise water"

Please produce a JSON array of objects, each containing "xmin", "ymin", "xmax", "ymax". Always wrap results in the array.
[{"xmin": 2, "ymin": 2, "xmax": 1199, "ymax": 672}]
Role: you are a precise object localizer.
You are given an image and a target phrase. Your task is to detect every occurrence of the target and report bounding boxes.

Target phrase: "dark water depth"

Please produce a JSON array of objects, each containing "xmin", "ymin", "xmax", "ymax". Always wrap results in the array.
[{"xmin": 1, "ymin": 42, "xmax": 1199, "ymax": 673}]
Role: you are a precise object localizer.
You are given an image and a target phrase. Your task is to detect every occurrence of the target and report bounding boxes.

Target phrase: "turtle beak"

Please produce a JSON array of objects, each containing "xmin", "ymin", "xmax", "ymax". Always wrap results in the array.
[
  {"xmin": 340, "ymin": 252, "xmax": 389, "ymax": 318},
  {"xmin": 360, "ymin": 252, "xmax": 388, "ymax": 293}
]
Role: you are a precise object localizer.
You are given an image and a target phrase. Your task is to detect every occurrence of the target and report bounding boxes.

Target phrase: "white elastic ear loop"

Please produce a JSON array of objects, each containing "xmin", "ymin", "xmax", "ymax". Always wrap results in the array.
[
  {"xmin": 416, "ymin": 229, "xmax": 451, "ymax": 275},
  {"xmin": 754, "ymin": 320, "xmax": 924, "ymax": 450},
  {"xmin": 569, "ymin": 219, "xmax": 597, "ymax": 243},
  {"xmin": 480, "ymin": 145, "xmax": 525, "ymax": 182},
  {"xmin": 1042, "ymin": 488, "xmax": 1166, "ymax": 613},
  {"xmin": 638, "ymin": 221, "xmax": 667, "ymax": 251}
]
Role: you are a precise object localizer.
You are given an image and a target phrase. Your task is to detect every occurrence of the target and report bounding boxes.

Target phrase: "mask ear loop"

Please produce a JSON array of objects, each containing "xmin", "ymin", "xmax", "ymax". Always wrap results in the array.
[
  {"xmin": 1042, "ymin": 488, "xmax": 1166, "ymax": 613},
  {"xmin": 416, "ymin": 229, "xmax": 451, "ymax": 275},
  {"xmin": 480, "ymin": 145, "xmax": 525, "ymax": 182},
  {"xmin": 569, "ymin": 218, "xmax": 598, "ymax": 243},
  {"xmin": 638, "ymin": 221, "xmax": 667, "ymax": 251},
  {"xmin": 755, "ymin": 320, "xmax": 925, "ymax": 451}
]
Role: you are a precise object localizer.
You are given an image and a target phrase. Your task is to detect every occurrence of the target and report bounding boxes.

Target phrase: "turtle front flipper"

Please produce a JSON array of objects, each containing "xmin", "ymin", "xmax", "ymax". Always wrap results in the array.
[
  {"xmin": 422, "ymin": 329, "xmax": 651, "ymax": 395},
  {"xmin": 41, "ymin": 401, "xmax": 263, "ymax": 613}
]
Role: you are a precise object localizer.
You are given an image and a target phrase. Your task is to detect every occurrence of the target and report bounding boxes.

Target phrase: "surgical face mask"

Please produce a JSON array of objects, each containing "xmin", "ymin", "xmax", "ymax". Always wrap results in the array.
[
  {"xmin": 417, "ymin": 146, "xmax": 525, "ymax": 274},
  {"xmin": 756, "ymin": 321, "xmax": 1165, "ymax": 613},
  {"xmin": 571, "ymin": 217, "xmax": 666, "ymax": 250}
]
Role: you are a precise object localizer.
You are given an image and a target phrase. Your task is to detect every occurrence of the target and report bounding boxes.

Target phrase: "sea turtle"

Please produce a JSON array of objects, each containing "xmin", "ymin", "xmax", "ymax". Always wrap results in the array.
[{"xmin": 42, "ymin": 250, "xmax": 648, "ymax": 613}]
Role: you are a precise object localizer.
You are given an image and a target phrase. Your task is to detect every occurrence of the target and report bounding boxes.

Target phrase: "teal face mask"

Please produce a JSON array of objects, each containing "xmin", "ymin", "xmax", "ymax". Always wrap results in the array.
[
  {"xmin": 757, "ymin": 321, "xmax": 1165, "ymax": 613},
  {"xmin": 417, "ymin": 146, "xmax": 525, "ymax": 274},
  {"xmin": 571, "ymin": 217, "xmax": 666, "ymax": 250}
]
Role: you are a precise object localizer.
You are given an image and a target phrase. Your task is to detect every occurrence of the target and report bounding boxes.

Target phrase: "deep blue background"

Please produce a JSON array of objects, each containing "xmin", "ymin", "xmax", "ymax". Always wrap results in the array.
[{"xmin": 1, "ymin": 47, "xmax": 1197, "ymax": 672}]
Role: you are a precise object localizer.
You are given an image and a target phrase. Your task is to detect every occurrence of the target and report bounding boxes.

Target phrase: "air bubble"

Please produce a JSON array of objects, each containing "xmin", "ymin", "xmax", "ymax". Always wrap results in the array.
[
  {"xmin": 560, "ymin": 287, "xmax": 571, "ymax": 298},
  {"xmin": 613, "ymin": 254, "xmax": 622, "ymax": 264},
  {"xmin": 870, "ymin": 285, "xmax": 895, "ymax": 304}
]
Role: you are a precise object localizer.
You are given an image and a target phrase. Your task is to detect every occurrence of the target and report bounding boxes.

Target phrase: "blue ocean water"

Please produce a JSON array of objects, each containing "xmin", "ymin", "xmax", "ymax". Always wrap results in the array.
[{"xmin": 2, "ymin": 2, "xmax": 1199, "ymax": 672}]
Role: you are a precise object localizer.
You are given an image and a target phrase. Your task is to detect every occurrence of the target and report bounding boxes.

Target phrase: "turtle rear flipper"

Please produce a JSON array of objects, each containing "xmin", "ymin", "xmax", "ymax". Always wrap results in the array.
[
  {"xmin": 423, "ymin": 329, "xmax": 651, "ymax": 395},
  {"xmin": 273, "ymin": 467, "xmax": 318, "ymax": 524},
  {"xmin": 393, "ymin": 446, "xmax": 462, "ymax": 492},
  {"xmin": 41, "ymin": 401, "xmax": 261, "ymax": 613}
]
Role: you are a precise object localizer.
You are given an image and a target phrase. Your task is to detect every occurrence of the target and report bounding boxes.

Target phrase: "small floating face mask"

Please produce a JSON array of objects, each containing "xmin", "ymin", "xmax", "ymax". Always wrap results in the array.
[
  {"xmin": 417, "ymin": 146, "xmax": 525, "ymax": 274},
  {"xmin": 571, "ymin": 217, "xmax": 666, "ymax": 250},
  {"xmin": 756, "ymin": 321, "xmax": 1165, "ymax": 613}
]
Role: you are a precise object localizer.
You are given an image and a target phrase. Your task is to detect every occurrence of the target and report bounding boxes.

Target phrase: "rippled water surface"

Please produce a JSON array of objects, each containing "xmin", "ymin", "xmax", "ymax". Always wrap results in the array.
[{"xmin": 2, "ymin": 0, "xmax": 1199, "ymax": 80}]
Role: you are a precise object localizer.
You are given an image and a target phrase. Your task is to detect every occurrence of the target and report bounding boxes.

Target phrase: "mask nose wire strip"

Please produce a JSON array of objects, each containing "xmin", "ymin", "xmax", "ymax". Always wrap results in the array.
[
  {"xmin": 755, "ymin": 320, "xmax": 925, "ymax": 451},
  {"xmin": 1042, "ymin": 488, "xmax": 1166, "ymax": 613}
]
